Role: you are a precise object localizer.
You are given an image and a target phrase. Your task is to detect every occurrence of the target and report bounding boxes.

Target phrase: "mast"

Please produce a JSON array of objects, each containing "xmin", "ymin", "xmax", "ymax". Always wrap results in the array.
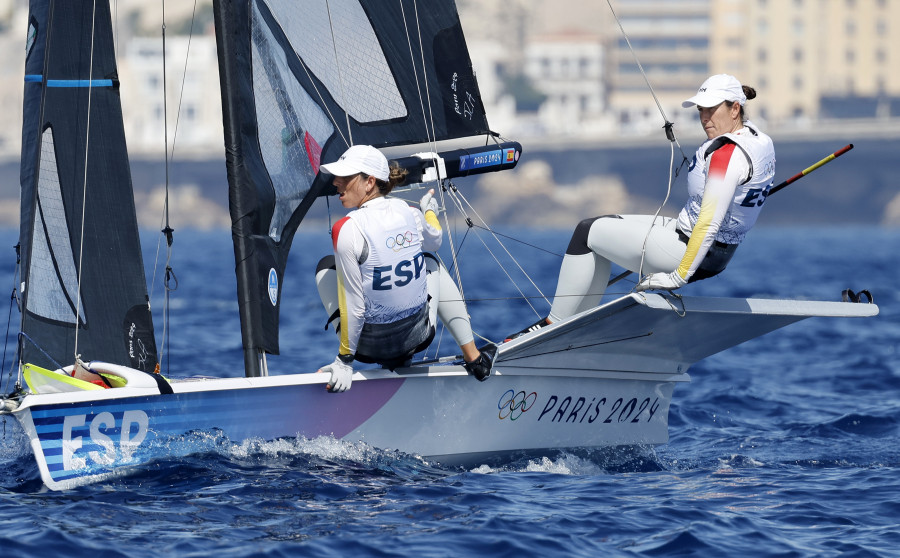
[{"xmin": 213, "ymin": 1, "xmax": 262, "ymax": 376}]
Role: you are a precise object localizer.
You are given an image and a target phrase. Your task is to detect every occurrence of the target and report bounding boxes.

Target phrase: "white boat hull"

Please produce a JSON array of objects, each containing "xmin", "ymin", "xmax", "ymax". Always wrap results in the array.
[
  {"xmin": 5, "ymin": 293, "xmax": 877, "ymax": 490},
  {"xmin": 10, "ymin": 365, "xmax": 684, "ymax": 490}
]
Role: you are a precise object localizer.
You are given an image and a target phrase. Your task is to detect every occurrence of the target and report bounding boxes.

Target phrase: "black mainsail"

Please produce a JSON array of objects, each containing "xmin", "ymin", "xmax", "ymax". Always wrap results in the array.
[
  {"xmin": 18, "ymin": 0, "xmax": 157, "ymax": 372},
  {"xmin": 214, "ymin": 0, "xmax": 504, "ymax": 376}
]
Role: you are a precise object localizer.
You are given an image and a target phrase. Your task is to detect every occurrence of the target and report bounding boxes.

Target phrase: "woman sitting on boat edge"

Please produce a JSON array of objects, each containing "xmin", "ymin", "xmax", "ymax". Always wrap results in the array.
[
  {"xmin": 314, "ymin": 144, "xmax": 496, "ymax": 392},
  {"xmin": 518, "ymin": 73, "xmax": 776, "ymax": 335}
]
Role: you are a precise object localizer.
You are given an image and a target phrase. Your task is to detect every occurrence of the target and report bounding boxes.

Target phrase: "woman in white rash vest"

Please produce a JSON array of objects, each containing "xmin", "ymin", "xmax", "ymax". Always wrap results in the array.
[
  {"xmin": 314, "ymin": 144, "xmax": 496, "ymax": 393},
  {"xmin": 521, "ymin": 74, "xmax": 776, "ymax": 334}
]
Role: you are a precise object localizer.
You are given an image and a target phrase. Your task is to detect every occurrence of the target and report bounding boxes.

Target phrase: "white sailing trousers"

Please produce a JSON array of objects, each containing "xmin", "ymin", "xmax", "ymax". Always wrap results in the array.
[{"xmin": 548, "ymin": 215, "xmax": 686, "ymax": 322}]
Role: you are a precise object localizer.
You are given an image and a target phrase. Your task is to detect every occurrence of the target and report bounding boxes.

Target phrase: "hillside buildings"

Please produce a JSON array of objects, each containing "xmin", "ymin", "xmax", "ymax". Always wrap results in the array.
[
  {"xmin": 0, "ymin": 0, "xmax": 898, "ymax": 156},
  {"xmin": 465, "ymin": 0, "xmax": 900, "ymax": 138}
]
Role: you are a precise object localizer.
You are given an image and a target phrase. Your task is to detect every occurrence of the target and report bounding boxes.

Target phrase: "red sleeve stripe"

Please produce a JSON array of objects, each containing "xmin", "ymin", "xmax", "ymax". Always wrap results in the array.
[
  {"xmin": 708, "ymin": 142, "xmax": 736, "ymax": 180},
  {"xmin": 332, "ymin": 216, "xmax": 351, "ymax": 250}
]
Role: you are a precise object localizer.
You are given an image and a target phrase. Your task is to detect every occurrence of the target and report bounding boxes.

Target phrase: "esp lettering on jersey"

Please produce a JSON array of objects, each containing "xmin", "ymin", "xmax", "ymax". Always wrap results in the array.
[{"xmin": 373, "ymin": 252, "xmax": 427, "ymax": 290}]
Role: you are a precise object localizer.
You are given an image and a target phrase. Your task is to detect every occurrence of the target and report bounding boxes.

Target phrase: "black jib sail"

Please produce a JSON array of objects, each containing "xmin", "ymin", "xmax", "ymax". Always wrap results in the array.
[
  {"xmin": 18, "ymin": 0, "xmax": 157, "ymax": 372},
  {"xmin": 214, "ymin": 0, "xmax": 507, "ymax": 376}
]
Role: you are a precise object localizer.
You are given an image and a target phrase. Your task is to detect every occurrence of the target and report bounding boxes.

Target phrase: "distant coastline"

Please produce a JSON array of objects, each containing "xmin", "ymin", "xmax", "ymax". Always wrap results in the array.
[
  {"xmin": 520, "ymin": 117, "xmax": 900, "ymax": 151},
  {"xmin": 1, "ymin": 120, "xmax": 897, "ymax": 230}
]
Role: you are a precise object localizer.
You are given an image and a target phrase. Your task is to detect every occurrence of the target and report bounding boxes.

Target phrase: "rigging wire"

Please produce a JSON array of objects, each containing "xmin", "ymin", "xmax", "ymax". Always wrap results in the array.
[
  {"xmin": 440, "ymin": 184, "xmax": 548, "ymax": 315},
  {"xmin": 148, "ymin": 0, "xmax": 200, "ymax": 373},
  {"xmin": 464, "ymin": 224, "xmax": 565, "ymax": 258},
  {"xmin": 2, "ymin": 287, "xmax": 17, "ymax": 395},
  {"xmin": 410, "ymin": 2, "xmax": 469, "ymax": 302},
  {"xmin": 325, "ymin": 0, "xmax": 354, "ymax": 147},
  {"xmin": 157, "ymin": 0, "xmax": 175, "ymax": 373},
  {"xmin": 167, "ymin": 0, "xmax": 199, "ymax": 164},
  {"xmin": 605, "ymin": 0, "xmax": 688, "ymax": 160},
  {"xmin": 399, "ymin": 0, "xmax": 519, "ymax": 347},
  {"xmin": 400, "ymin": 0, "xmax": 437, "ymax": 147},
  {"xmin": 73, "ymin": 0, "xmax": 100, "ymax": 364},
  {"xmin": 398, "ymin": 0, "xmax": 504, "ymax": 350},
  {"xmin": 604, "ymin": 0, "xmax": 691, "ymax": 284},
  {"xmin": 1, "ymin": 244, "xmax": 21, "ymax": 394},
  {"xmin": 397, "ymin": 0, "xmax": 448, "ymax": 357},
  {"xmin": 398, "ymin": 0, "xmax": 483, "ymax": 314},
  {"xmin": 395, "ymin": 0, "xmax": 558, "ymax": 330}
]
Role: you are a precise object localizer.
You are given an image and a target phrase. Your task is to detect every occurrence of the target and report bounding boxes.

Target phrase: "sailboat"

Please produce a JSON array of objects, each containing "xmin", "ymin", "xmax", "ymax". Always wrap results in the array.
[{"xmin": 0, "ymin": 0, "xmax": 877, "ymax": 491}]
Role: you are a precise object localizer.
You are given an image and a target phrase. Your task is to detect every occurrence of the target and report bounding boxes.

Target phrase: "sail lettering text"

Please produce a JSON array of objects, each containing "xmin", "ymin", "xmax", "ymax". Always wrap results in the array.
[
  {"xmin": 471, "ymin": 152, "xmax": 501, "ymax": 166},
  {"xmin": 61, "ymin": 410, "xmax": 150, "ymax": 471}
]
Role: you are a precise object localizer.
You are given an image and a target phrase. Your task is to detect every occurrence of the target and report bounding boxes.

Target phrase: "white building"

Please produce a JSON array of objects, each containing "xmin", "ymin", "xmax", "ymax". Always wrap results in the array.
[
  {"xmin": 119, "ymin": 34, "xmax": 223, "ymax": 157},
  {"xmin": 524, "ymin": 30, "xmax": 611, "ymax": 137},
  {"xmin": 467, "ymin": 39, "xmax": 518, "ymax": 136}
]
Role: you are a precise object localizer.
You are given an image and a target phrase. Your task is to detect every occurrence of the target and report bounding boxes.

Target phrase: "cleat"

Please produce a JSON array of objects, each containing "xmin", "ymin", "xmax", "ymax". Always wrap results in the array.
[{"xmin": 463, "ymin": 343, "xmax": 497, "ymax": 381}]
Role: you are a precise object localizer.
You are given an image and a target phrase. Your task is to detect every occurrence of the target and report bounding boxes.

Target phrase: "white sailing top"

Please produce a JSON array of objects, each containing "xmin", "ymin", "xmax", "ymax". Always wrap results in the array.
[
  {"xmin": 674, "ymin": 120, "xmax": 776, "ymax": 280},
  {"xmin": 331, "ymin": 197, "xmax": 442, "ymax": 356}
]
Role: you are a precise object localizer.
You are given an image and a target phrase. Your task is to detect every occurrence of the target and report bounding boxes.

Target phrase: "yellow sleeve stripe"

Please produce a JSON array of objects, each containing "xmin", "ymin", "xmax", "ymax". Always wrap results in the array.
[
  {"xmin": 424, "ymin": 210, "xmax": 441, "ymax": 230},
  {"xmin": 336, "ymin": 269, "xmax": 351, "ymax": 355},
  {"xmin": 676, "ymin": 194, "xmax": 717, "ymax": 279}
]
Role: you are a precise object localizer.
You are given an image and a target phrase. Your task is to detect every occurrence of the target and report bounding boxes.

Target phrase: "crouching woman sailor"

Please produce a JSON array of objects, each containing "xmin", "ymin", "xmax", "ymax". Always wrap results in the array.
[
  {"xmin": 541, "ymin": 74, "xmax": 776, "ymax": 326},
  {"xmin": 315, "ymin": 144, "xmax": 496, "ymax": 392}
]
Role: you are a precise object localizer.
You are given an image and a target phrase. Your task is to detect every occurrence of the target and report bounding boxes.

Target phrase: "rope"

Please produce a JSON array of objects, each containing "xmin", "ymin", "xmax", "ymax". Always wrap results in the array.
[
  {"xmin": 18, "ymin": 332, "xmax": 66, "ymax": 372},
  {"xmin": 2, "ymin": 288, "xmax": 17, "ymax": 394},
  {"xmin": 636, "ymin": 142, "xmax": 677, "ymax": 280},
  {"xmin": 498, "ymin": 331, "xmax": 655, "ymax": 362},
  {"xmin": 606, "ymin": 0, "xmax": 684, "ymax": 155}
]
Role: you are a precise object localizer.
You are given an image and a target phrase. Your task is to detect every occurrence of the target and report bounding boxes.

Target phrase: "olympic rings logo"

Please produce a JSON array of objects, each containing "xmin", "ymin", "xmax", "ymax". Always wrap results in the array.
[
  {"xmin": 498, "ymin": 389, "xmax": 538, "ymax": 421},
  {"xmin": 385, "ymin": 231, "xmax": 415, "ymax": 251}
]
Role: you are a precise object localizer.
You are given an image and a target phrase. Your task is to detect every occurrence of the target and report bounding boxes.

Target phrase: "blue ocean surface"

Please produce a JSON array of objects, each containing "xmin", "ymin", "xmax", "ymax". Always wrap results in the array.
[{"xmin": 0, "ymin": 225, "xmax": 898, "ymax": 557}]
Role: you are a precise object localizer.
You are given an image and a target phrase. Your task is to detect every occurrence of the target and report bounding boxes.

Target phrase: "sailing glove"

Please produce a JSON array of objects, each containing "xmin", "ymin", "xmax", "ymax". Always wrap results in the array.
[
  {"xmin": 419, "ymin": 189, "xmax": 439, "ymax": 216},
  {"xmin": 635, "ymin": 271, "xmax": 687, "ymax": 292},
  {"xmin": 319, "ymin": 356, "xmax": 353, "ymax": 393}
]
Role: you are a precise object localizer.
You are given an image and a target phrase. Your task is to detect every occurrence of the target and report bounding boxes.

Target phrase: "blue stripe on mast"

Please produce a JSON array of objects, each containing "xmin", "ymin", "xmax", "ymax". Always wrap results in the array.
[{"xmin": 24, "ymin": 75, "xmax": 114, "ymax": 87}]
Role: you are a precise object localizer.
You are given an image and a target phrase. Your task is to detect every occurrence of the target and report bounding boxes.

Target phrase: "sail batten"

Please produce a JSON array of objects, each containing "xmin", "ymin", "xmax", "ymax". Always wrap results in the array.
[
  {"xmin": 263, "ymin": 0, "xmax": 407, "ymax": 125},
  {"xmin": 28, "ymin": 127, "xmax": 85, "ymax": 325}
]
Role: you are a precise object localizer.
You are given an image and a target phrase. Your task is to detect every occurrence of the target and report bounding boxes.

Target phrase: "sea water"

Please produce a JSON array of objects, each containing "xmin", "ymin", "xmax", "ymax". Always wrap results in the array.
[{"xmin": 0, "ymin": 225, "xmax": 897, "ymax": 557}]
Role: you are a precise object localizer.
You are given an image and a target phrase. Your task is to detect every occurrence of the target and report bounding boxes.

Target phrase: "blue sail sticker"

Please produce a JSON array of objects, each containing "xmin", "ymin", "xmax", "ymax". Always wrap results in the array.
[
  {"xmin": 24, "ymin": 75, "xmax": 114, "ymax": 87},
  {"xmin": 458, "ymin": 150, "xmax": 502, "ymax": 171},
  {"xmin": 267, "ymin": 269, "xmax": 278, "ymax": 306},
  {"xmin": 458, "ymin": 148, "xmax": 519, "ymax": 172}
]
